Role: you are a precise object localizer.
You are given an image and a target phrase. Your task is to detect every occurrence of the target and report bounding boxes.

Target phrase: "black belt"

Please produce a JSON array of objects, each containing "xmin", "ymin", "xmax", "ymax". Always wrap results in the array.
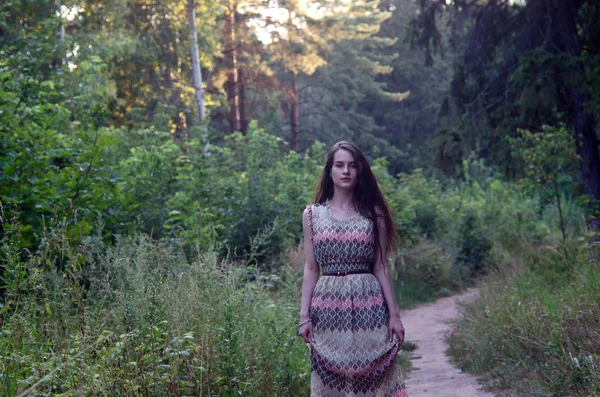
[{"xmin": 322, "ymin": 270, "xmax": 371, "ymax": 276}]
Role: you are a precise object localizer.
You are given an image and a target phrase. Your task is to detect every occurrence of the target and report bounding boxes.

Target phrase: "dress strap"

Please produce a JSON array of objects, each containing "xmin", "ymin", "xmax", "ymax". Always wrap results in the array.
[{"xmin": 306, "ymin": 204, "xmax": 314, "ymax": 242}]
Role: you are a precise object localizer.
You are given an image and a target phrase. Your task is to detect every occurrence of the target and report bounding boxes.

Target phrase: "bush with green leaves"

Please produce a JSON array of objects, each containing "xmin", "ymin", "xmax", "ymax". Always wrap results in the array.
[
  {"xmin": 389, "ymin": 166, "xmax": 546, "ymax": 294},
  {"xmin": 394, "ymin": 238, "xmax": 455, "ymax": 307},
  {"xmin": 160, "ymin": 124, "xmax": 324, "ymax": 261},
  {"xmin": 0, "ymin": 0, "xmax": 123, "ymax": 248},
  {"xmin": 508, "ymin": 124, "xmax": 581, "ymax": 241}
]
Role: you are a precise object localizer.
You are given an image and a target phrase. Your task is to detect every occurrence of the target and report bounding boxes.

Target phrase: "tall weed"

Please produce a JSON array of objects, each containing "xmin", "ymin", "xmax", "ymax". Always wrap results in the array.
[{"xmin": 1, "ymin": 217, "xmax": 311, "ymax": 396}]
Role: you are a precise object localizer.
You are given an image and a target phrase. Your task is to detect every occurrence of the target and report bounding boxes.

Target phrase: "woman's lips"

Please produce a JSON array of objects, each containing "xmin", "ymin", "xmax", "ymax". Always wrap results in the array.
[{"xmin": 341, "ymin": 178, "xmax": 351, "ymax": 182}]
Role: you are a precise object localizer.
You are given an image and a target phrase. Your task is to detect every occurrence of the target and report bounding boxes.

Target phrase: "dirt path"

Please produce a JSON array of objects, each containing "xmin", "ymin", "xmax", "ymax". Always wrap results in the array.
[{"xmin": 400, "ymin": 290, "xmax": 494, "ymax": 397}]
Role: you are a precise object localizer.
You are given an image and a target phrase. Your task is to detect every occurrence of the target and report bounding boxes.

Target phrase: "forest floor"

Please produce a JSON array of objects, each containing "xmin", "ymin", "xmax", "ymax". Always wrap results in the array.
[{"xmin": 401, "ymin": 290, "xmax": 496, "ymax": 397}]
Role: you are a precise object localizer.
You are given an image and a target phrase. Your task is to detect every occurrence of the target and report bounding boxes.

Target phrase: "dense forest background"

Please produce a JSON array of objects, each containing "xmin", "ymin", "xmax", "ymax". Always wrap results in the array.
[{"xmin": 1, "ymin": 0, "xmax": 600, "ymax": 396}]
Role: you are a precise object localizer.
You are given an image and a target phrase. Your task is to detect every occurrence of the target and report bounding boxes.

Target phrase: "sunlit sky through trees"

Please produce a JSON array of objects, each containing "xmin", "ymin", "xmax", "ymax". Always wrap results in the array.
[{"xmin": 243, "ymin": 0, "xmax": 351, "ymax": 45}]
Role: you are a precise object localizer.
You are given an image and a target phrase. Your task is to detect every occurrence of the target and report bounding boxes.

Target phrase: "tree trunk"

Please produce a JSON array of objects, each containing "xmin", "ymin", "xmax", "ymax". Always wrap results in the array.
[
  {"xmin": 162, "ymin": 13, "xmax": 184, "ymax": 138},
  {"xmin": 286, "ymin": 6, "xmax": 300, "ymax": 151},
  {"xmin": 552, "ymin": 0, "xmax": 600, "ymax": 201},
  {"xmin": 290, "ymin": 74, "xmax": 299, "ymax": 151},
  {"xmin": 174, "ymin": 29, "xmax": 187, "ymax": 138},
  {"xmin": 163, "ymin": 14, "xmax": 175, "ymax": 98},
  {"xmin": 56, "ymin": 0, "xmax": 65, "ymax": 42},
  {"xmin": 188, "ymin": 0, "xmax": 205, "ymax": 123},
  {"xmin": 226, "ymin": 0, "xmax": 240, "ymax": 133},
  {"xmin": 176, "ymin": 29, "xmax": 182, "ymax": 75},
  {"xmin": 239, "ymin": 68, "xmax": 248, "ymax": 135},
  {"xmin": 570, "ymin": 87, "xmax": 600, "ymax": 201}
]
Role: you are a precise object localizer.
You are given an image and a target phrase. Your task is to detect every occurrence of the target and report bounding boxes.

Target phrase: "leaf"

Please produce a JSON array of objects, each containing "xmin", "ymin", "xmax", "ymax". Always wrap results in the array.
[{"xmin": 40, "ymin": 80, "xmax": 55, "ymax": 90}]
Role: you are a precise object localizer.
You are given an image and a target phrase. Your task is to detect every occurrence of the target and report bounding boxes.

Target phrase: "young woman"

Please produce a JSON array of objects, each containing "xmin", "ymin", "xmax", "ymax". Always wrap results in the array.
[{"xmin": 298, "ymin": 141, "xmax": 408, "ymax": 396}]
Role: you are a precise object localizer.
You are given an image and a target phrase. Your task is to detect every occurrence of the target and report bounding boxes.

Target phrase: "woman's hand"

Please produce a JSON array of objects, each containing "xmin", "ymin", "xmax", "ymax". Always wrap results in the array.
[
  {"xmin": 298, "ymin": 321, "xmax": 315, "ymax": 344},
  {"xmin": 388, "ymin": 315, "xmax": 405, "ymax": 346}
]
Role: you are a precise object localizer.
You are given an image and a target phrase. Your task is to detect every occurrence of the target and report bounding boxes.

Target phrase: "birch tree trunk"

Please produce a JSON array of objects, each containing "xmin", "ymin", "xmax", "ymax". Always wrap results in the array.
[
  {"xmin": 56, "ymin": 0, "xmax": 65, "ymax": 84},
  {"xmin": 226, "ymin": 0, "xmax": 240, "ymax": 133},
  {"xmin": 56, "ymin": 0, "xmax": 65, "ymax": 42},
  {"xmin": 188, "ymin": 0, "xmax": 205, "ymax": 122}
]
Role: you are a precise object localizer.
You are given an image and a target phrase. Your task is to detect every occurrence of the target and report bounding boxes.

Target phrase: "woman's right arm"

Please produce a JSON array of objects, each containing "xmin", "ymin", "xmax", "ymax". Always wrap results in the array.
[{"xmin": 298, "ymin": 207, "xmax": 319, "ymax": 344}]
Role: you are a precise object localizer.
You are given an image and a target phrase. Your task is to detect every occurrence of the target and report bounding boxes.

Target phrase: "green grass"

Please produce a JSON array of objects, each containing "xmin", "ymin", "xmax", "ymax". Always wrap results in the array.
[
  {"xmin": 0, "ymin": 230, "xmax": 312, "ymax": 396},
  {"xmin": 447, "ymin": 240, "xmax": 600, "ymax": 396},
  {"xmin": 0, "ymin": 224, "xmax": 414, "ymax": 397}
]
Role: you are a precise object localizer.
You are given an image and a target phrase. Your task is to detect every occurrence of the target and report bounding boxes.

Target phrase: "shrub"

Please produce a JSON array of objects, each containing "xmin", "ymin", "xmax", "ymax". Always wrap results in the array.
[
  {"xmin": 455, "ymin": 209, "xmax": 493, "ymax": 280},
  {"xmin": 395, "ymin": 239, "xmax": 456, "ymax": 307}
]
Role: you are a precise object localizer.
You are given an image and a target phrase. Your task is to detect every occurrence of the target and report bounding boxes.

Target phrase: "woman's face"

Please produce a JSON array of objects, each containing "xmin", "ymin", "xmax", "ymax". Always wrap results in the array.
[{"xmin": 330, "ymin": 148, "xmax": 358, "ymax": 191}]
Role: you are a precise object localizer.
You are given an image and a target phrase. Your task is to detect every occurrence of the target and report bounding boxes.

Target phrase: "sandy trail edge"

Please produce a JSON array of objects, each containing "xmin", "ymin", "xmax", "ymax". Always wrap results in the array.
[{"xmin": 400, "ymin": 290, "xmax": 495, "ymax": 397}]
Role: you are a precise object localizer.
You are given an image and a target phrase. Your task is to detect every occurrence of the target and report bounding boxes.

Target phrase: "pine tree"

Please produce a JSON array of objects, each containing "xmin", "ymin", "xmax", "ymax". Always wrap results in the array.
[
  {"xmin": 409, "ymin": 0, "xmax": 600, "ymax": 203},
  {"xmin": 261, "ymin": 0, "xmax": 408, "ymax": 152}
]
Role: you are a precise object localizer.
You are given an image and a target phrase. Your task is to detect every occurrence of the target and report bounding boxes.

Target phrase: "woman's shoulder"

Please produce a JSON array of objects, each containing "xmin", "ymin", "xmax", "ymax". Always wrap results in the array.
[{"xmin": 305, "ymin": 202, "xmax": 327, "ymax": 217}]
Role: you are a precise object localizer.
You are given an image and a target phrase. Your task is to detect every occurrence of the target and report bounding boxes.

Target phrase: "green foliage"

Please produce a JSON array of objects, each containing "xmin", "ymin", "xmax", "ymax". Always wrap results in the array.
[
  {"xmin": 394, "ymin": 239, "xmax": 455, "ymax": 307},
  {"xmin": 395, "ymin": 167, "xmax": 543, "ymax": 255},
  {"xmin": 5, "ymin": 2, "xmax": 599, "ymax": 394},
  {"xmin": 455, "ymin": 209, "xmax": 492, "ymax": 279},
  {"xmin": 160, "ymin": 124, "xmax": 323, "ymax": 259},
  {"xmin": 0, "ymin": 60, "xmax": 121, "ymax": 247},
  {"xmin": 1, "ymin": 96, "xmax": 323, "ymax": 256},
  {"xmin": 0, "ymin": 0, "xmax": 126, "ymax": 248},
  {"xmin": 448, "ymin": 239, "xmax": 600, "ymax": 395},
  {"xmin": 508, "ymin": 124, "xmax": 579, "ymax": 193},
  {"xmin": 371, "ymin": 0, "xmax": 454, "ymax": 173},
  {"xmin": 0, "ymin": 204, "xmax": 33, "ymax": 311},
  {"xmin": 117, "ymin": 128, "xmax": 183, "ymax": 237},
  {"xmin": 387, "ymin": 165, "xmax": 548, "ymax": 306},
  {"xmin": 508, "ymin": 124, "xmax": 580, "ymax": 241},
  {"xmin": 0, "ymin": 215, "xmax": 312, "ymax": 396},
  {"xmin": 409, "ymin": 0, "xmax": 600, "ymax": 205}
]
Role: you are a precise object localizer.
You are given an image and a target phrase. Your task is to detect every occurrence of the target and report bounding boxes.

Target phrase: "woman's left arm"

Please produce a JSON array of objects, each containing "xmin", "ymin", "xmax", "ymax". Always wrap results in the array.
[{"xmin": 371, "ymin": 214, "xmax": 405, "ymax": 345}]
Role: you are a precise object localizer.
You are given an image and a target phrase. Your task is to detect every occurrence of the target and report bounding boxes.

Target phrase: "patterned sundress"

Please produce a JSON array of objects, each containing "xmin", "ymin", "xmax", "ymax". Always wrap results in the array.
[{"xmin": 307, "ymin": 201, "xmax": 408, "ymax": 397}]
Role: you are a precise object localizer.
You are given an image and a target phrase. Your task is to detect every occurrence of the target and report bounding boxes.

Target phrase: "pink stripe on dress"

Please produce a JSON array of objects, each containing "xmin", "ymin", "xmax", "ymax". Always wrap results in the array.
[{"xmin": 311, "ymin": 295, "xmax": 385, "ymax": 310}]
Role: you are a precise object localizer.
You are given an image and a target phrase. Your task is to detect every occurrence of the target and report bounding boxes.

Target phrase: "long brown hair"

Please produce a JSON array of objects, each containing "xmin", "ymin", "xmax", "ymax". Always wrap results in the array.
[{"xmin": 313, "ymin": 141, "xmax": 398, "ymax": 261}]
